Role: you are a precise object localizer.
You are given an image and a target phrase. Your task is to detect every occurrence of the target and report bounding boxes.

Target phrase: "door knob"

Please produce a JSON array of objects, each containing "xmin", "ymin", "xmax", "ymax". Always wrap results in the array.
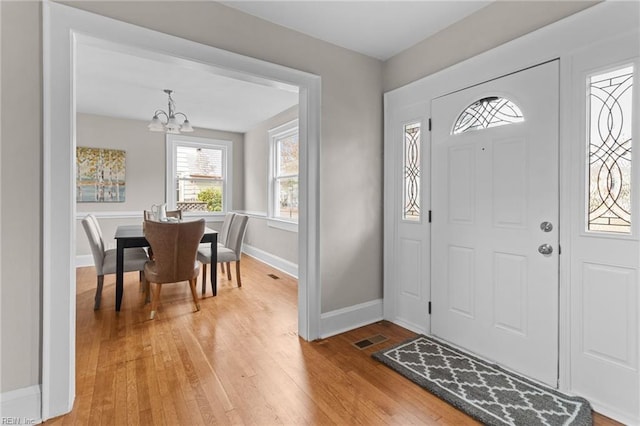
[{"xmin": 538, "ymin": 244, "xmax": 553, "ymax": 256}]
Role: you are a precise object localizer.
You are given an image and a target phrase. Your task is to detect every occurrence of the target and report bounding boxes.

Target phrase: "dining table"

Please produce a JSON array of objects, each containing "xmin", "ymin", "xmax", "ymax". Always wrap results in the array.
[{"xmin": 114, "ymin": 223, "xmax": 218, "ymax": 311}]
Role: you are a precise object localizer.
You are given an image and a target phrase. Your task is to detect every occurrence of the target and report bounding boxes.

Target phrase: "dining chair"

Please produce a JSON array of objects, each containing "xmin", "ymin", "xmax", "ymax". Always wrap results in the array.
[
  {"xmin": 143, "ymin": 218, "xmax": 205, "ymax": 319},
  {"xmin": 144, "ymin": 209, "xmax": 183, "ymax": 261},
  {"xmin": 218, "ymin": 212, "xmax": 236, "ymax": 247},
  {"xmin": 81, "ymin": 214, "xmax": 149, "ymax": 310},
  {"xmin": 199, "ymin": 214, "xmax": 249, "ymax": 291},
  {"xmin": 144, "ymin": 209, "xmax": 182, "ymax": 221},
  {"xmin": 216, "ymin": 212, "xmax": 236, "ymax": 277}
]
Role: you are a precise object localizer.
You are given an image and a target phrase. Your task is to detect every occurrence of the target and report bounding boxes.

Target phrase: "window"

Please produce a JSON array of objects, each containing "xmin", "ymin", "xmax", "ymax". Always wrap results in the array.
[
  {"xmin": 587, "ymin": 65, "xmax": 634, "ymax": 233},
  {"xmin": 403, "ymin": 122, "xmax": 421, "ymax": 221},
  {"xmin": 166, "ymin": 135, "xmax": 233, "ymax": 214},
  {"xmin": 453, "ymin": 96, "xmax": 524, "ymax": 134},
  {"xmin": 269, "ymin": 120, "xmax": 299, "ymax": 222}
]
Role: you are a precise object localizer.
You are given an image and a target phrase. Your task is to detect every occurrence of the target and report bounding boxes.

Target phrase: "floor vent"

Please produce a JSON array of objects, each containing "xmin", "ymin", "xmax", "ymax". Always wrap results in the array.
[
  {"xmin": 267, "ymin": 273, "xmax": 280, "ymax": 279},
  {"xmin": 352, "ymin": 334, "xmax": 388, "ymax": 350}
]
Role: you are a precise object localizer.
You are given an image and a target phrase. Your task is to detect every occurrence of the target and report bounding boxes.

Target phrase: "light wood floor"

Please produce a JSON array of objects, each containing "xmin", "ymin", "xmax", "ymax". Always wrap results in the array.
[{"xmin": 47, "ymin": 254, "xmax": 620, "ymax": 425}]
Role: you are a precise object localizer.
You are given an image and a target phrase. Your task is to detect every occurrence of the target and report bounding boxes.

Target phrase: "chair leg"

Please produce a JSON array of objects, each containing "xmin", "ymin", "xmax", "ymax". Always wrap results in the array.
[
  {"xmin": 201, "ymin": 263, "xmax": 208, "ymax": 295},
  {"xmin": 226, "ymin": 262, "xmax": 232, "ymax": 280},
  {"xmin": 94, "ymin": 275, "xmax": 104, "ymax": 310},
  {"xmin": 221, "ymin": 262, "xmax": 225, "ymax": 274},
  {"xmin": 235, "ymin": 261, "xmax": 242, "ymax": 287},
  {"xmin": 143, "ymin": 276, "xmax": 151, "ymax": 304},
  {"xmin": 189, "ymin": 278, "xmax": 200, "ymax": 311},
  {"xmin": 150, "ymin": 283, "xmax": 162, "ymax": 320}
]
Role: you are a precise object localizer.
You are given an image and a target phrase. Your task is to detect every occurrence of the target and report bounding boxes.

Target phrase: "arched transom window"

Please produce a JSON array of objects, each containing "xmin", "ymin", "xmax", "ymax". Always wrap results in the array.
[{"xmin": 453, "ymin": 96, "xmax": 524, "ymax": 134}]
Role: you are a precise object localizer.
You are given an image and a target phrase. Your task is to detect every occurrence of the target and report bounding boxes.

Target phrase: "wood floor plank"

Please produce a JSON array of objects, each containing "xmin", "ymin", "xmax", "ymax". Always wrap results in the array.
[{"xmin": 45, "ymin": 254, "xmax": 622, "ymax": 426}]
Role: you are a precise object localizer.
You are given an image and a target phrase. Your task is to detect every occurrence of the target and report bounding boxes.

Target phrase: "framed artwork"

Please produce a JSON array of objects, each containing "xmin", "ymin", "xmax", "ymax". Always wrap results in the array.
[{"xmin": 76, "ymin": 147, "xmax": 126, "ymax": 202}]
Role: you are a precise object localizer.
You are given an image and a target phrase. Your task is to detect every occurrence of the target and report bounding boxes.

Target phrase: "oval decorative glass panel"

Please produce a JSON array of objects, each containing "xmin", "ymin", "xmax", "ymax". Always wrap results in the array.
[{"xmin": 453, "ymin": 96, "xmax": 524, "ymax": 134}]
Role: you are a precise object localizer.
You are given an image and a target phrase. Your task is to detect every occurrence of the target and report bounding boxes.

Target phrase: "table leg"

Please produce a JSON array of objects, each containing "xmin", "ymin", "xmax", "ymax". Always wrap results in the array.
[
  {"xmin": 211, "ymin": 234, "xmax": 217, "ymax": 296},
  {"xmin": 116, "ymin": 241, "xmax": 124, "ymax": 311}
]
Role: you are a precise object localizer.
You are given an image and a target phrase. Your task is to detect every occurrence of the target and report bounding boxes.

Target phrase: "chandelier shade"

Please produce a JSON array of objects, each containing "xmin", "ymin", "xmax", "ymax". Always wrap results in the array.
[{"xmin": 148, "ymin": 89, "xmax": 194, "ymax": 134}]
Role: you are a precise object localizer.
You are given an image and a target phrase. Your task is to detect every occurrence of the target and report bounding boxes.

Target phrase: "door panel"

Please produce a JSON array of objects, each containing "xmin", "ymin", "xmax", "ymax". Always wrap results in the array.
[
  {"xmin": 385, "ymin": 103, "xmax": 431, "ymax": 332},
  {"xmin": 431, "ymin": 61, "xmax": 559, "ymax": 386},
  {"xmin": 492, "ymin": 138, "xmax": 527, "ymax": 227},
  {"xmin": 449, "ymin": 146, "xmax": 476, "ymax": 223}
]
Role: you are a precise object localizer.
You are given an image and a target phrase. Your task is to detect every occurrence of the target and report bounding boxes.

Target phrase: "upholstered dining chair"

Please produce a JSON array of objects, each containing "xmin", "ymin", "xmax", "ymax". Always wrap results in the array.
[
  {"xmin": 218, "ymin": 212, "xmax": 236, "ymax": 247},
  {"xmin": 143, "ymin": 218, "xmax": 205, "ymax": 319},
  {"xmin": 143, "ymin": 209, "xmax": 183, "ymax": 260},
  {"xmin": 82, "ymin": 214, "xmax": 149, "ymax": 310},
  {"xmin": 216, "ymin": 212, "xmax": 236, "ymax": 276},
  {"xmin": 199, "ymin": 214, "xmax": 249, "ymax": 291}
]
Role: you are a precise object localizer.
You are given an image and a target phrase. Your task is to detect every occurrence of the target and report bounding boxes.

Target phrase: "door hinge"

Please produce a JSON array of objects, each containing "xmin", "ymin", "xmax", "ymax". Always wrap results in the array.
[
  {"xmin": 558, "ymin": 244, "xmax": 561, "ymax": 255},
  {"xmin": 428, "ymin": 210, "xmax": 432, "ymax": 223},
  {"xmin": 428, "ymin": 118, "xmax": 432, "ymax": 131},
  {"xmin": 428, "ymin": 301, "xmax": 432, "ymax": 315}
]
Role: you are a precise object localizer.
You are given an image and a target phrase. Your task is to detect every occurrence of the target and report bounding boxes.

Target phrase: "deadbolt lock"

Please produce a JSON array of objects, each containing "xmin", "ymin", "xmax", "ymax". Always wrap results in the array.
[{"xmin": 540, "ymin": 221, "xmax": 553, "ymax": 232}]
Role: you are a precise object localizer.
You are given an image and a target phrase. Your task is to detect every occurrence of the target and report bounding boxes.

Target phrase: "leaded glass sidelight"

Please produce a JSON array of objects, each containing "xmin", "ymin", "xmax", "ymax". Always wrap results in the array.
[
  {"xmin": 403, "ymin": 122, "xmax": 421, "ymax": 221},
  {"xmin": 588, "ymin": 66, "xmax": 634, "ymax": 233},
  {"xmin": 453, "ymin": 97, "xmax": 524, "ymax": 134}
]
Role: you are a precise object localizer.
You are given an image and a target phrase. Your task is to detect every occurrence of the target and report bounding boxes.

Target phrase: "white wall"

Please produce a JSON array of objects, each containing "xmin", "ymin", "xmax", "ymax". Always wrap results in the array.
[
  {"xmin": 1, "ymin": 0, "xmax": 42, "ymax": 394},
  {"xmin": 75, "ymin": 113, "xmax": 244, "ymax": 258}
]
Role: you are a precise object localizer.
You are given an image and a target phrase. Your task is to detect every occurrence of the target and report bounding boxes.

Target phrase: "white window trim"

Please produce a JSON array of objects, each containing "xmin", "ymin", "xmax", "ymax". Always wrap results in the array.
[
  {"xmin": 268, "ymin": 119, "xmax": 299, "ymax": 226},
  {"xmin": 166, "ymin": 134, "xmax": 233, "ymax": 216}
]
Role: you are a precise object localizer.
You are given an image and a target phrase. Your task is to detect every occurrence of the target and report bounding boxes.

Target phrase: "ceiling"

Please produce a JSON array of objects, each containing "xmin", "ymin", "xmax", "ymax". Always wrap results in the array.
[
  {"xmin": 76, "ymin": 42, "xmax": 299, "ymax": 133},
  {"xmin": 221, "ymin": 1, "xmax": 491, "ymax": 60},
  {"xmin": 76, "ymin": 1, "xmax": 491, "ymax": 132}
]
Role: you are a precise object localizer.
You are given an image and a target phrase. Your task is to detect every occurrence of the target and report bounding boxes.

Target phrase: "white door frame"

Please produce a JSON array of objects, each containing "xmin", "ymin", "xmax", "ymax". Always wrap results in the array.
[
  {"xmin": 42, "ymin": 2, "xmax": 321, "ymax": 419},
  {"xmin": 383, "ymin": 2, "xmax": 639, "ymax": 423}
]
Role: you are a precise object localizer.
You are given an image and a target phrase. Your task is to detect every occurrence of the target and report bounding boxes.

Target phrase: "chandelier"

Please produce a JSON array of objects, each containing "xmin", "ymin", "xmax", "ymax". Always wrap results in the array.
[{"xmin": 148, "ymin": 89, "xmax": 194, "ymax": 134}]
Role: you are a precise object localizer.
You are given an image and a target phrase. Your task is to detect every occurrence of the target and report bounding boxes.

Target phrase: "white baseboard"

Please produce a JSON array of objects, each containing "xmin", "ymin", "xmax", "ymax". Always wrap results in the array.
[
  {"xmin": 588, "ymin": 399, "xmax": 639, "ymax": 426},
  {"xmin": 242, "ymin": 244, "xmax": 298, "ymax": 278},
  {"xmin": 319, "ymin": 299, "xmax": 384, "ymax": 339},
  {"xmin": 75, "ymin": 254, "xmax": 94, "ymax": 268},
  {"xmin": 0, "ymin": 385, "xmax": 42, "ymax": 423},
  {"xmin": 391, "ymin": 317, "xmax": 427, "ymax": 336}
]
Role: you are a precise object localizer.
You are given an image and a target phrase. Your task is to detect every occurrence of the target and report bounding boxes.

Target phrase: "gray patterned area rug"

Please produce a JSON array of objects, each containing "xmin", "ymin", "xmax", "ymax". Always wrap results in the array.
[{"xmin": 372, "ymin": 335, "xmax": 592, "ymax": 426}]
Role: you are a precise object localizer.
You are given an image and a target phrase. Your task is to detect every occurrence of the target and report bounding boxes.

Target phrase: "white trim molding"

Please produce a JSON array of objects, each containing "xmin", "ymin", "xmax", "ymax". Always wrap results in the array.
[
  {"xmin": 319, "ymin": 299, "xmax": 384, "ymax": 339},
  {"xmin": 75, "ymin": 210, "xmax": 143, "ymax": 220},
  {"xmin": 242, "ymin": 244, "xmax": 298, "ymax": 278},
  {"xmin": 74, "ymin": 210, "xmax": 226, "ymax": 222},
  {"xmin": 267, "ymin": 218, "xmax": 298, "ymax": 233},
  {"xmin": 0, "ymin": 385, "xmax": 42, "ymax": 424}
]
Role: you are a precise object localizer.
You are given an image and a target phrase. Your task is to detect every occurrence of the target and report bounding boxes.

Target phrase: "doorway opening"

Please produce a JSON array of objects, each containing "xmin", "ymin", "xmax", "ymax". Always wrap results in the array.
[{"xmin": 43, "ymin": 2, "xmax": 320, "ymax": 419}]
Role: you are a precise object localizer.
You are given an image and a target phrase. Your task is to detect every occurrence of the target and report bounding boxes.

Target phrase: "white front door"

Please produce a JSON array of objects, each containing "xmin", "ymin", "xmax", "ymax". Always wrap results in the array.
[{"xmin": 431, "ymin": 61, "xmax": 559, "ymax": 386}]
